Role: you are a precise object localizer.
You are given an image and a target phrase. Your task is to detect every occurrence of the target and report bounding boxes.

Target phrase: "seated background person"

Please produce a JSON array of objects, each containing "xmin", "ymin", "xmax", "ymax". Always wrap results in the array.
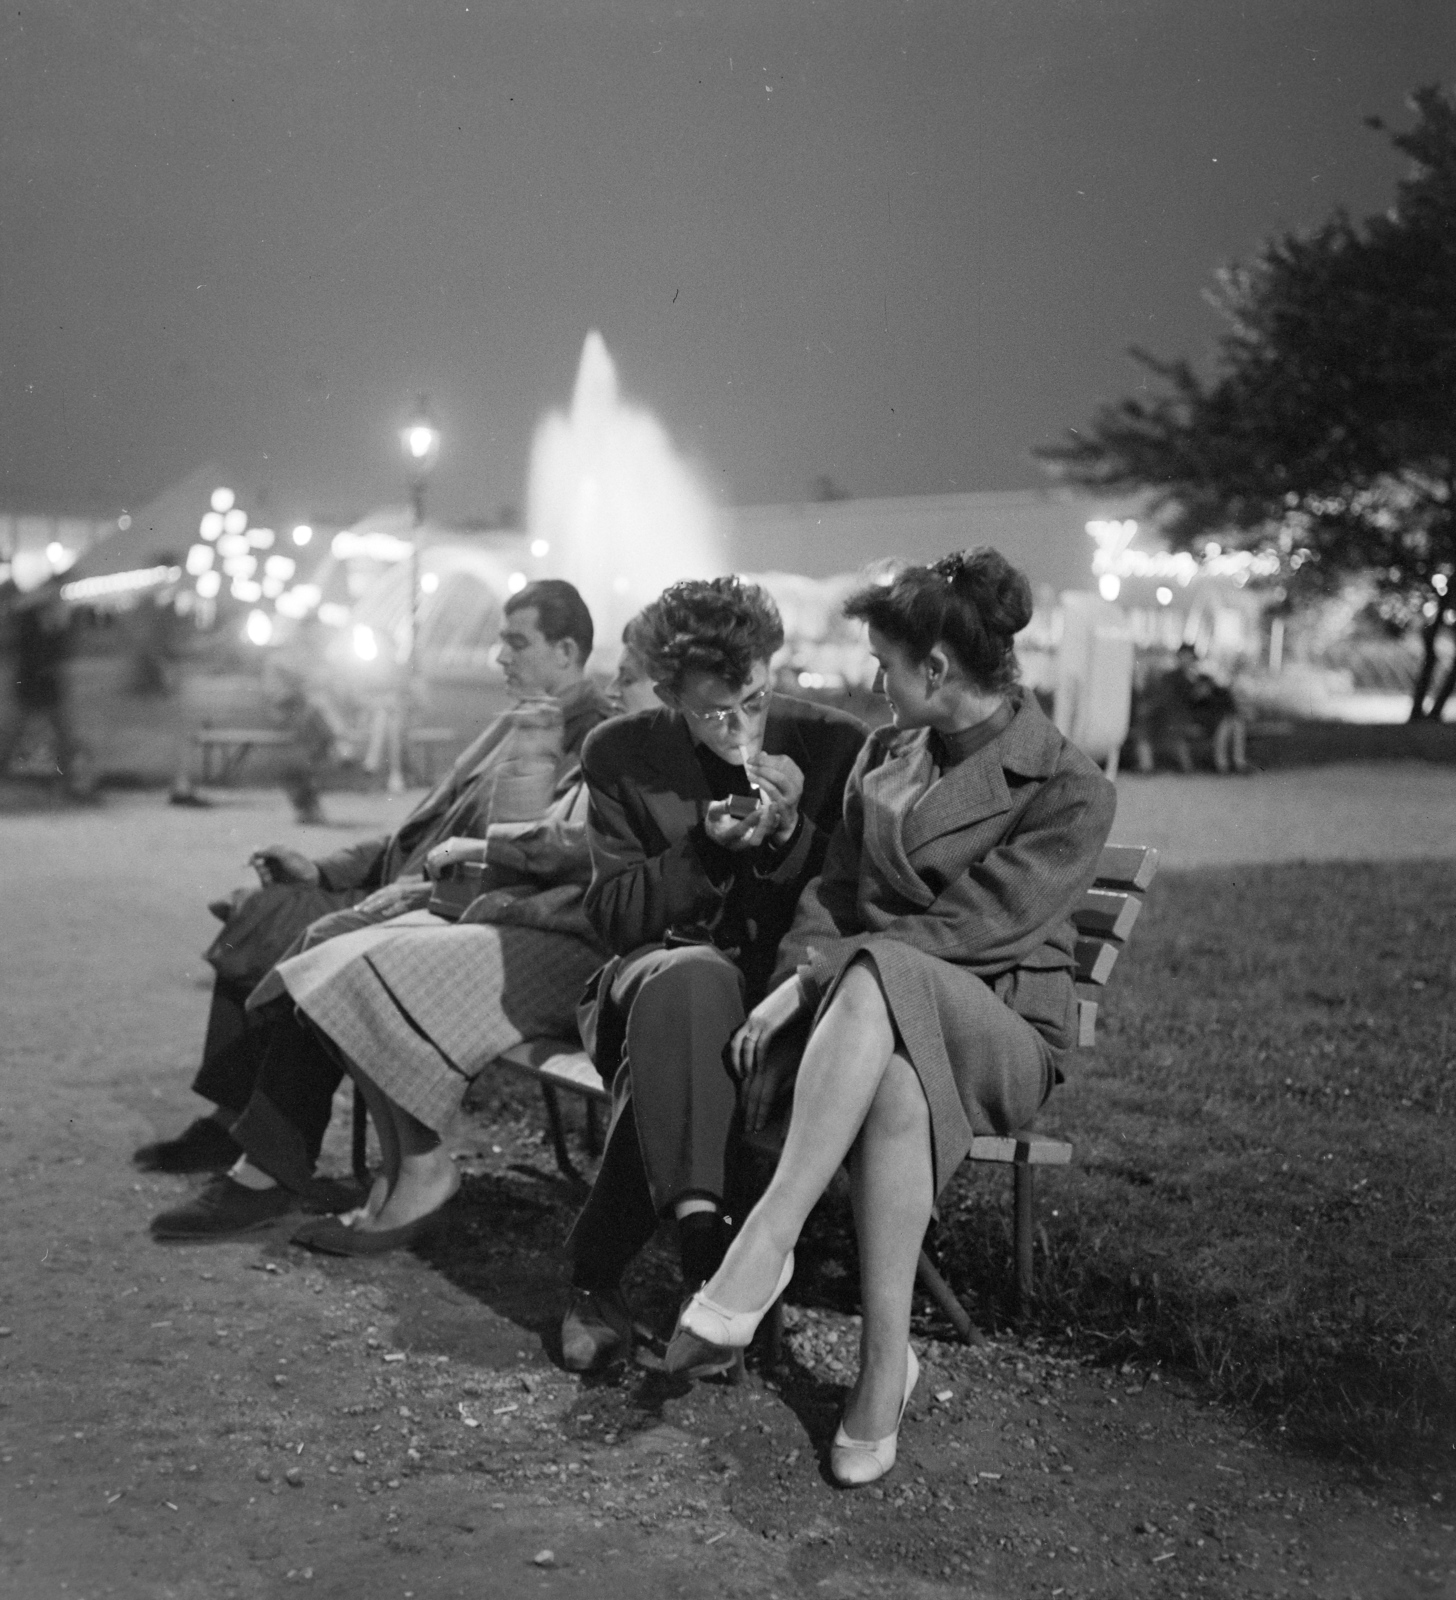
[
  {"xmin": 218, "ymin": 605, "xmax": 675, "ymax": 1253},
  {"xmin": 261, "ymin": 722, "xmax": 612, "ymax": 1254},
  {"xmin": 664, "ymin": 551, "xmax": 1115, "ymax": 1487},
  {"xmin": 145, "ymin": 581, "xmax": 609, "ymax": 1237},
  {"xmin": 1131, "ymin": 644, "xmax": 1249, "ymax": 775},
  {"xmin": 560, "ymin": 577, "xmax": 866, "ymax": 1371}
]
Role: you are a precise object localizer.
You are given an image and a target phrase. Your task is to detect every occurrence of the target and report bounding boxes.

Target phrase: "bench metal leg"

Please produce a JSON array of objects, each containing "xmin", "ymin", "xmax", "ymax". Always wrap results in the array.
[
  {"xmin": 583, "ymin": 1098, "xmax": 603, "ymax": 1156},
  {"xmin": 916, "ymin": 1248, "xmax": 982, "ymax": 1345},
  {"xmin": 762, "ymin": 1298, "xmax": 785, "ymax": 1366},
  {"xmin": 539, "ymin": 1083, "xmax": 577, "ymax": 1179},
  {"xmin": 351, "ymin": 1086, "xmax": 369, "ymax": 1182},
  {"xmin": 1014, "ymin": 1164, "xmax": 1035, "ymax": 1315}
]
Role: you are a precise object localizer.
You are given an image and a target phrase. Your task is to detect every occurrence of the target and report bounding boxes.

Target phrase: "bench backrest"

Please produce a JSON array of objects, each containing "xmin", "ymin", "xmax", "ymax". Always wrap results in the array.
[{"xmin": 1071, "ymin": 843, "xmax": 1159, "ymax": 1050}]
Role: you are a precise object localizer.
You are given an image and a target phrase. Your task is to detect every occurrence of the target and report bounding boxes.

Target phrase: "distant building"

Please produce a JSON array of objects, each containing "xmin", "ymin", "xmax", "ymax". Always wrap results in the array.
[
  {"xmin": 725, "ymin": 487, "xmax": 1273, "ymax": 670},
  {"xmin": 0, "ymin": 510, "xmax": 117, "ymax": 591}
]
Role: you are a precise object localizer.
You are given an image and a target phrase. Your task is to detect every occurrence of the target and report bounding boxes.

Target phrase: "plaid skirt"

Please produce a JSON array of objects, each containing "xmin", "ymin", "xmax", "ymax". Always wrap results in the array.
[{"xmin": 270, "ymin": 910, "xmax": 602, "ymax": 1132}]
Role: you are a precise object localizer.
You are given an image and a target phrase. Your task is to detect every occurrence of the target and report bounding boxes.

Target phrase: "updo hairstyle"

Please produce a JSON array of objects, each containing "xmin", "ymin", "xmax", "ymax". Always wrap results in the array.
[
  {"xmin": 634, "ymin": 576, "xmax": 785, "ymax": 696},
  {"xmin": 843, "ymin": 547, "xmax": 1033, "ymax": 693}
]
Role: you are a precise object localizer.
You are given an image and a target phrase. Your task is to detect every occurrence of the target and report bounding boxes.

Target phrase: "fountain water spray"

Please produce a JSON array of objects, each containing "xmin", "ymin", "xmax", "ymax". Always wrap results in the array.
[{"xmin": 526, "ymin": 332, "xmax": 724, "ymax": 661}]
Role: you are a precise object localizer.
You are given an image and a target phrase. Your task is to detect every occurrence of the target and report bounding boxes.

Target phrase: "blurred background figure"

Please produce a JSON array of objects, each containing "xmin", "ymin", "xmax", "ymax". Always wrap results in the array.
[
  {"xmin": 262, "ymin": 613, "xmax": 361, "ymax": 824},
  {"xmin": 0, "ymin": 578, "xmax": 95, "ymax": 798},
  {"xmin": 1131, "ymin": 643, "xmax": 1250, "ymax": 775},
  {"xmin": 607, "ymin": 612, "xmax": 661, "ymax": 716}
]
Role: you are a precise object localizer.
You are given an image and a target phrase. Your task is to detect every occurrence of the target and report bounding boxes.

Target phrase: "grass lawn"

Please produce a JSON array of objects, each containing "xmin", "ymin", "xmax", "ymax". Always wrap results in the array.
[{"xmin": 929, "ymin": 859, "xmax": 1456, "ymax": 1479}]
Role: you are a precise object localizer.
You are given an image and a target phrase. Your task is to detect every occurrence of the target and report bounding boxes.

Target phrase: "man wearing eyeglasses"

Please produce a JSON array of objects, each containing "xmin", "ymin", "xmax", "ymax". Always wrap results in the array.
[{"xmin": 561, "ymin": 577, "xmax": 866, "ymax": 1373}]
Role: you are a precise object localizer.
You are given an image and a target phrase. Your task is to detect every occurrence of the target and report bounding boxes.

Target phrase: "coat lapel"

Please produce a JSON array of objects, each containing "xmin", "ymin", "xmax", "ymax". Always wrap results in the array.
[
  {"xmin": 900, "ymin": 693, "xmax": 1063, "ymax": 856},
  {"xmin": 636, "ymin": 710, "xmax": 714, "ymax": 844},
  {"xmin": 859, "ymin": 731, "xmax": 938, "ymax": 906},
  {"xmin": 902, "ymin": 748, "xmax": 1012, "ymax": 855}
]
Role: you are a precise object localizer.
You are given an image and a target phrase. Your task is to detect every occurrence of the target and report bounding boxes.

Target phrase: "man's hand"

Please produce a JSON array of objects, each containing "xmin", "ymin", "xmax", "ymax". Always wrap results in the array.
[
  {"xmin": 511, "ymin": 830, "xmax": 578, "ymax": 879},
  {"xmin": 730, "ymin": 977, "xmax": 810, "ymax": 1132},
  {"xmin": 353, "ymin": 882, "xmax": 430, "ymax": 919},
  {"xmin": 425, "ymin": 837, "xmax": 488, "ymax": 880},
  {"xmin": 250, "ymin": 846, "xmax": 320, "ymax": 887},
  {"xmin": 703, "ymin": 797, "xmax": 777, "ymax": 852},
  {"xmin": 744, "ymin": 752, "xmax": 804, "ymax": 844}
]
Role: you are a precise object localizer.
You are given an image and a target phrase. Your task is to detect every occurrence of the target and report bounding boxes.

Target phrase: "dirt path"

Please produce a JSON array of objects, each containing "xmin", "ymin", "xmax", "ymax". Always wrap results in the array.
[{"xmin": 1, "ymin": 782, "xmax": 1452, "ymax": 1599}]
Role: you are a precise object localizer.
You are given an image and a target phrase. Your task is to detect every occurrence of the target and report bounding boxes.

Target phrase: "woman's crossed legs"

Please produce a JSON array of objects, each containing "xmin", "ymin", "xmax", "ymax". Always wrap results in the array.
[{"xmin": 702, "ymin": 954, "xmax": 935, "ymax": 1443}]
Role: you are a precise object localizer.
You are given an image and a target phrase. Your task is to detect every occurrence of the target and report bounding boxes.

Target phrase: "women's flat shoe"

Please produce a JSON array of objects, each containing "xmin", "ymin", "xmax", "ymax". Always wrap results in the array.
[
  {"xmin": 829, "ymin": 1345, "xmax": 920, "ymax": 1488},
  {"xmin": 291, "ymin": 1201, "xmax": 450, "ymax": 1256},
  {"xmin": 664, "ymin": 1250, "xmax": 794, "ymax": 1373}
]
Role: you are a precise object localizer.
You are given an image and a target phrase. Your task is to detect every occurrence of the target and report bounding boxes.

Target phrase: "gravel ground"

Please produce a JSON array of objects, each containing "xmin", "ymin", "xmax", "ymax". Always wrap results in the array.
[{"xmin": 1, "ymin": 775, "xmax": 1453, "ymax": 1599}]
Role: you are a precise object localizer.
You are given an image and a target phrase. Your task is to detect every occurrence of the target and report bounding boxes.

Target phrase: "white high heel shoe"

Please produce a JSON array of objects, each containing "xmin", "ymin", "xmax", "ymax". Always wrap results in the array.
[
  {"xmin": 664, "ymin": 1251, "xmax": 795, "ymax": 1373},
  {"xmin": 829, "ymin": 1345, "xmax": 920, "ymax": 1488}
]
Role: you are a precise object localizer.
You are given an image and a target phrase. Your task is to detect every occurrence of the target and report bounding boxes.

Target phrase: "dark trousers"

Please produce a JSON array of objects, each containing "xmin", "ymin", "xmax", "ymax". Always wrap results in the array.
[
  {"xmin": 569, "ymin": 944, "xmax": 746, "ymax": 1287},
  {"xmin": 191, "ymin": 979, "xmax": 342, "ymax": 1192}
]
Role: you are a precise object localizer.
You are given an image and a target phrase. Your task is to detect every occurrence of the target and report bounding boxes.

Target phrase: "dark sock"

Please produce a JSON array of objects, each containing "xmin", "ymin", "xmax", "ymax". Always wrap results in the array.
[{"xmin": 678, "ymin": 1209, "xmax": 727, "ymax": 1293}]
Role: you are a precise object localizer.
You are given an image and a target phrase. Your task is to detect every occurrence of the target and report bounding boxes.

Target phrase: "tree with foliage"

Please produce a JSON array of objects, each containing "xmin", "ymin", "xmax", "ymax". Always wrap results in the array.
[{"xmin": 1039, "ymin": 85, "xmax": 1456, "ymax": 721}]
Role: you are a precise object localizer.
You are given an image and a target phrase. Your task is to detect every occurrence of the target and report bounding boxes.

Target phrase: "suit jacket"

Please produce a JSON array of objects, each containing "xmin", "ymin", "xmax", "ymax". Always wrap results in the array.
[
  {"xmin": 772, "ymin": 689, "xmax": 1116, "ymax": 1045},
  {"xmin": 312, "ymin": 678, "xmax": 612, "ymax": 893},
  {"xmin": 580, "ymin": 695, "xmax": 867, "ymax": 1004}
]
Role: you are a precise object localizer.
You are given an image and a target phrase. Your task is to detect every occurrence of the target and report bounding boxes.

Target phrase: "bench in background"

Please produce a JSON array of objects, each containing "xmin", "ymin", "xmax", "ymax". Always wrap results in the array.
[
  {"xmin": 192, "ymin": 728, "xmax": 296, "ymax": 784},
  {"xmin": 191, "ymin": 724, "xmax": 458, "ymax": 787}
]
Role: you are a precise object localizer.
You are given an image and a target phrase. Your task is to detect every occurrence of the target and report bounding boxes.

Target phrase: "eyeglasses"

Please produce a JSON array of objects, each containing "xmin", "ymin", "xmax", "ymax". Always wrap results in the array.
[{"xmin": 680, "ymin": 687, "xmax": 772, "ymax": 727}]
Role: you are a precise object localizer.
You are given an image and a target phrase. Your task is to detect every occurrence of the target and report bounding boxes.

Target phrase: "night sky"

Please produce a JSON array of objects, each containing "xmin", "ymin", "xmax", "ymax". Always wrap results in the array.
[{"xmin": 3, "ymin": 1, "xmax": 1450, "ymax": 526}]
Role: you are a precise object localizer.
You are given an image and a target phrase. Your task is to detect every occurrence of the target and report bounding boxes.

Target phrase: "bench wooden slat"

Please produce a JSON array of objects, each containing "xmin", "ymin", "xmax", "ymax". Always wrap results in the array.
[
  {"xmin": 1076, "ymin": 995, "xmax": 1099, "ymax": 1050},
  {"xmin": 1094, "ymin": 844, "xmax": 1160, "ymax": 892},
  {"xmin": 540, "ymin": 1052, "xmax": 610, "ymax": 1103},
  {"xmin": 1073, "ymin": 887, "xmax": 1143, "ymax": 942},
  {"xmin": 193, "ymin": 728, "xmax": 296, "ymax": 746},
  {"xmin": 1075, "ymin": 936, "xmax": 1120, "ymax": 987},
  {"xmin": 495, "ymin": 1039, "xmax": 609, "ymax": 1103},
  {"xmin": 968, "ymin": 1132, "xmax": 1073, "ymax": 1166}
]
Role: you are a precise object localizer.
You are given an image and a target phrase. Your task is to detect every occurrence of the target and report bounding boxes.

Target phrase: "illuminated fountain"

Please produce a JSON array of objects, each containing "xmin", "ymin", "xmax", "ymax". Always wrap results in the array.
[{"xmin": 526, "ymin": 331, "xmax": 724, "ymax": 660}]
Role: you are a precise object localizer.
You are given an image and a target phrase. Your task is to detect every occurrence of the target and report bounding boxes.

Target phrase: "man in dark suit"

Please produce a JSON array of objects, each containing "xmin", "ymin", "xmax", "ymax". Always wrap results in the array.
[
  {"xmin": 561, "ymin": 577, "xmax": 865, "ymax": 1371},
  {"xmin": 141, "ymin": 580, "xmax": 611, "ymax": 1237}
]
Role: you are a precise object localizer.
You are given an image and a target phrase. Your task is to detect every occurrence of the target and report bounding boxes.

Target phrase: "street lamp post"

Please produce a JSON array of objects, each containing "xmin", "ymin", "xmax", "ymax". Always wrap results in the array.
[{"xmin": 389, "ymin": 397, "xmax": 440, "ymax": 792}]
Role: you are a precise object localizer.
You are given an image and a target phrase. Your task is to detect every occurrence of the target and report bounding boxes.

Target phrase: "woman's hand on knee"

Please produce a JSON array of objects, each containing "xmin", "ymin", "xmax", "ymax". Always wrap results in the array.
[
  {"xmin": 729, "ymin": 979, "xmax": 805, "ymax": 1079},
  {"xmin": 731, "ymin": 978, "xmax": 809, "ymax": 1131},
  {"xmin": 740, "ymin": 1048, "xmax": 797, "ymax": 1133}
]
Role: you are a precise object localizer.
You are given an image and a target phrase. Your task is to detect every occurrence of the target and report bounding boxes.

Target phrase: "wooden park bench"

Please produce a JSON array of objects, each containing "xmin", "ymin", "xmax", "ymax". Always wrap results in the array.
[
  {"xmin": 192, "ymin": 727, "xmax": 296, "ymax": 784},
  {"xmin": 349, "ymin": 842, "xmax": 1158, "ymax": 1344},
  {"xmin": 191, "ymin": 723, "xmax": 458, "ymax": 787}
]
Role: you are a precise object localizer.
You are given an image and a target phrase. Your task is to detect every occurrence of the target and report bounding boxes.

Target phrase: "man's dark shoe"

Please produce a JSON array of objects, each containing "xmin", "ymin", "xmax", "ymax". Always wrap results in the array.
[
  {"xmin": 561, "ymin": 1286, "xmax": 633, "ymax": 1372},
  {"xmin": 150, "ymin": 1176, "xmax": 299, "ymax": 1240},
  {"xmin": 134, "ymin": 1118, "xmax": 243, "ymax": 1174}
]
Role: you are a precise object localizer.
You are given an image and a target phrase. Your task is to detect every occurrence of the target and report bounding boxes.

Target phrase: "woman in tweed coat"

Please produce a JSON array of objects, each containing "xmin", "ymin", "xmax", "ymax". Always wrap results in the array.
[{"xmin": 667, "ymin": 549, "xmax": 1116, "ymax": 1487}]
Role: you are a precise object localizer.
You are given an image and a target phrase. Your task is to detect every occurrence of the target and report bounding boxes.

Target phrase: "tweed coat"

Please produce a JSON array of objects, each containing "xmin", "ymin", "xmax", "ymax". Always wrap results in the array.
[
  {"xmin": 577, "ymin": 695, "xmax": 868, "ymax": 1036},
  {"xmin": 771, "ymin": 689, "xmax": 1116, "ymax": 1192},
  {"xmin": 207, "ymin": 680, "xmax": 610, "ymax": 989}
]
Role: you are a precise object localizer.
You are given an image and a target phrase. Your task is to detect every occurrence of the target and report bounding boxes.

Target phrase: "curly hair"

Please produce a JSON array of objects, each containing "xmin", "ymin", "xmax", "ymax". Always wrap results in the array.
[
  {"xmin": 843, "ymin": 547, "xmax": 1033, "ymax": 693},
  {"xmin": 633, "ymin": 576, "xmax": 784, "ymax": 696}
]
